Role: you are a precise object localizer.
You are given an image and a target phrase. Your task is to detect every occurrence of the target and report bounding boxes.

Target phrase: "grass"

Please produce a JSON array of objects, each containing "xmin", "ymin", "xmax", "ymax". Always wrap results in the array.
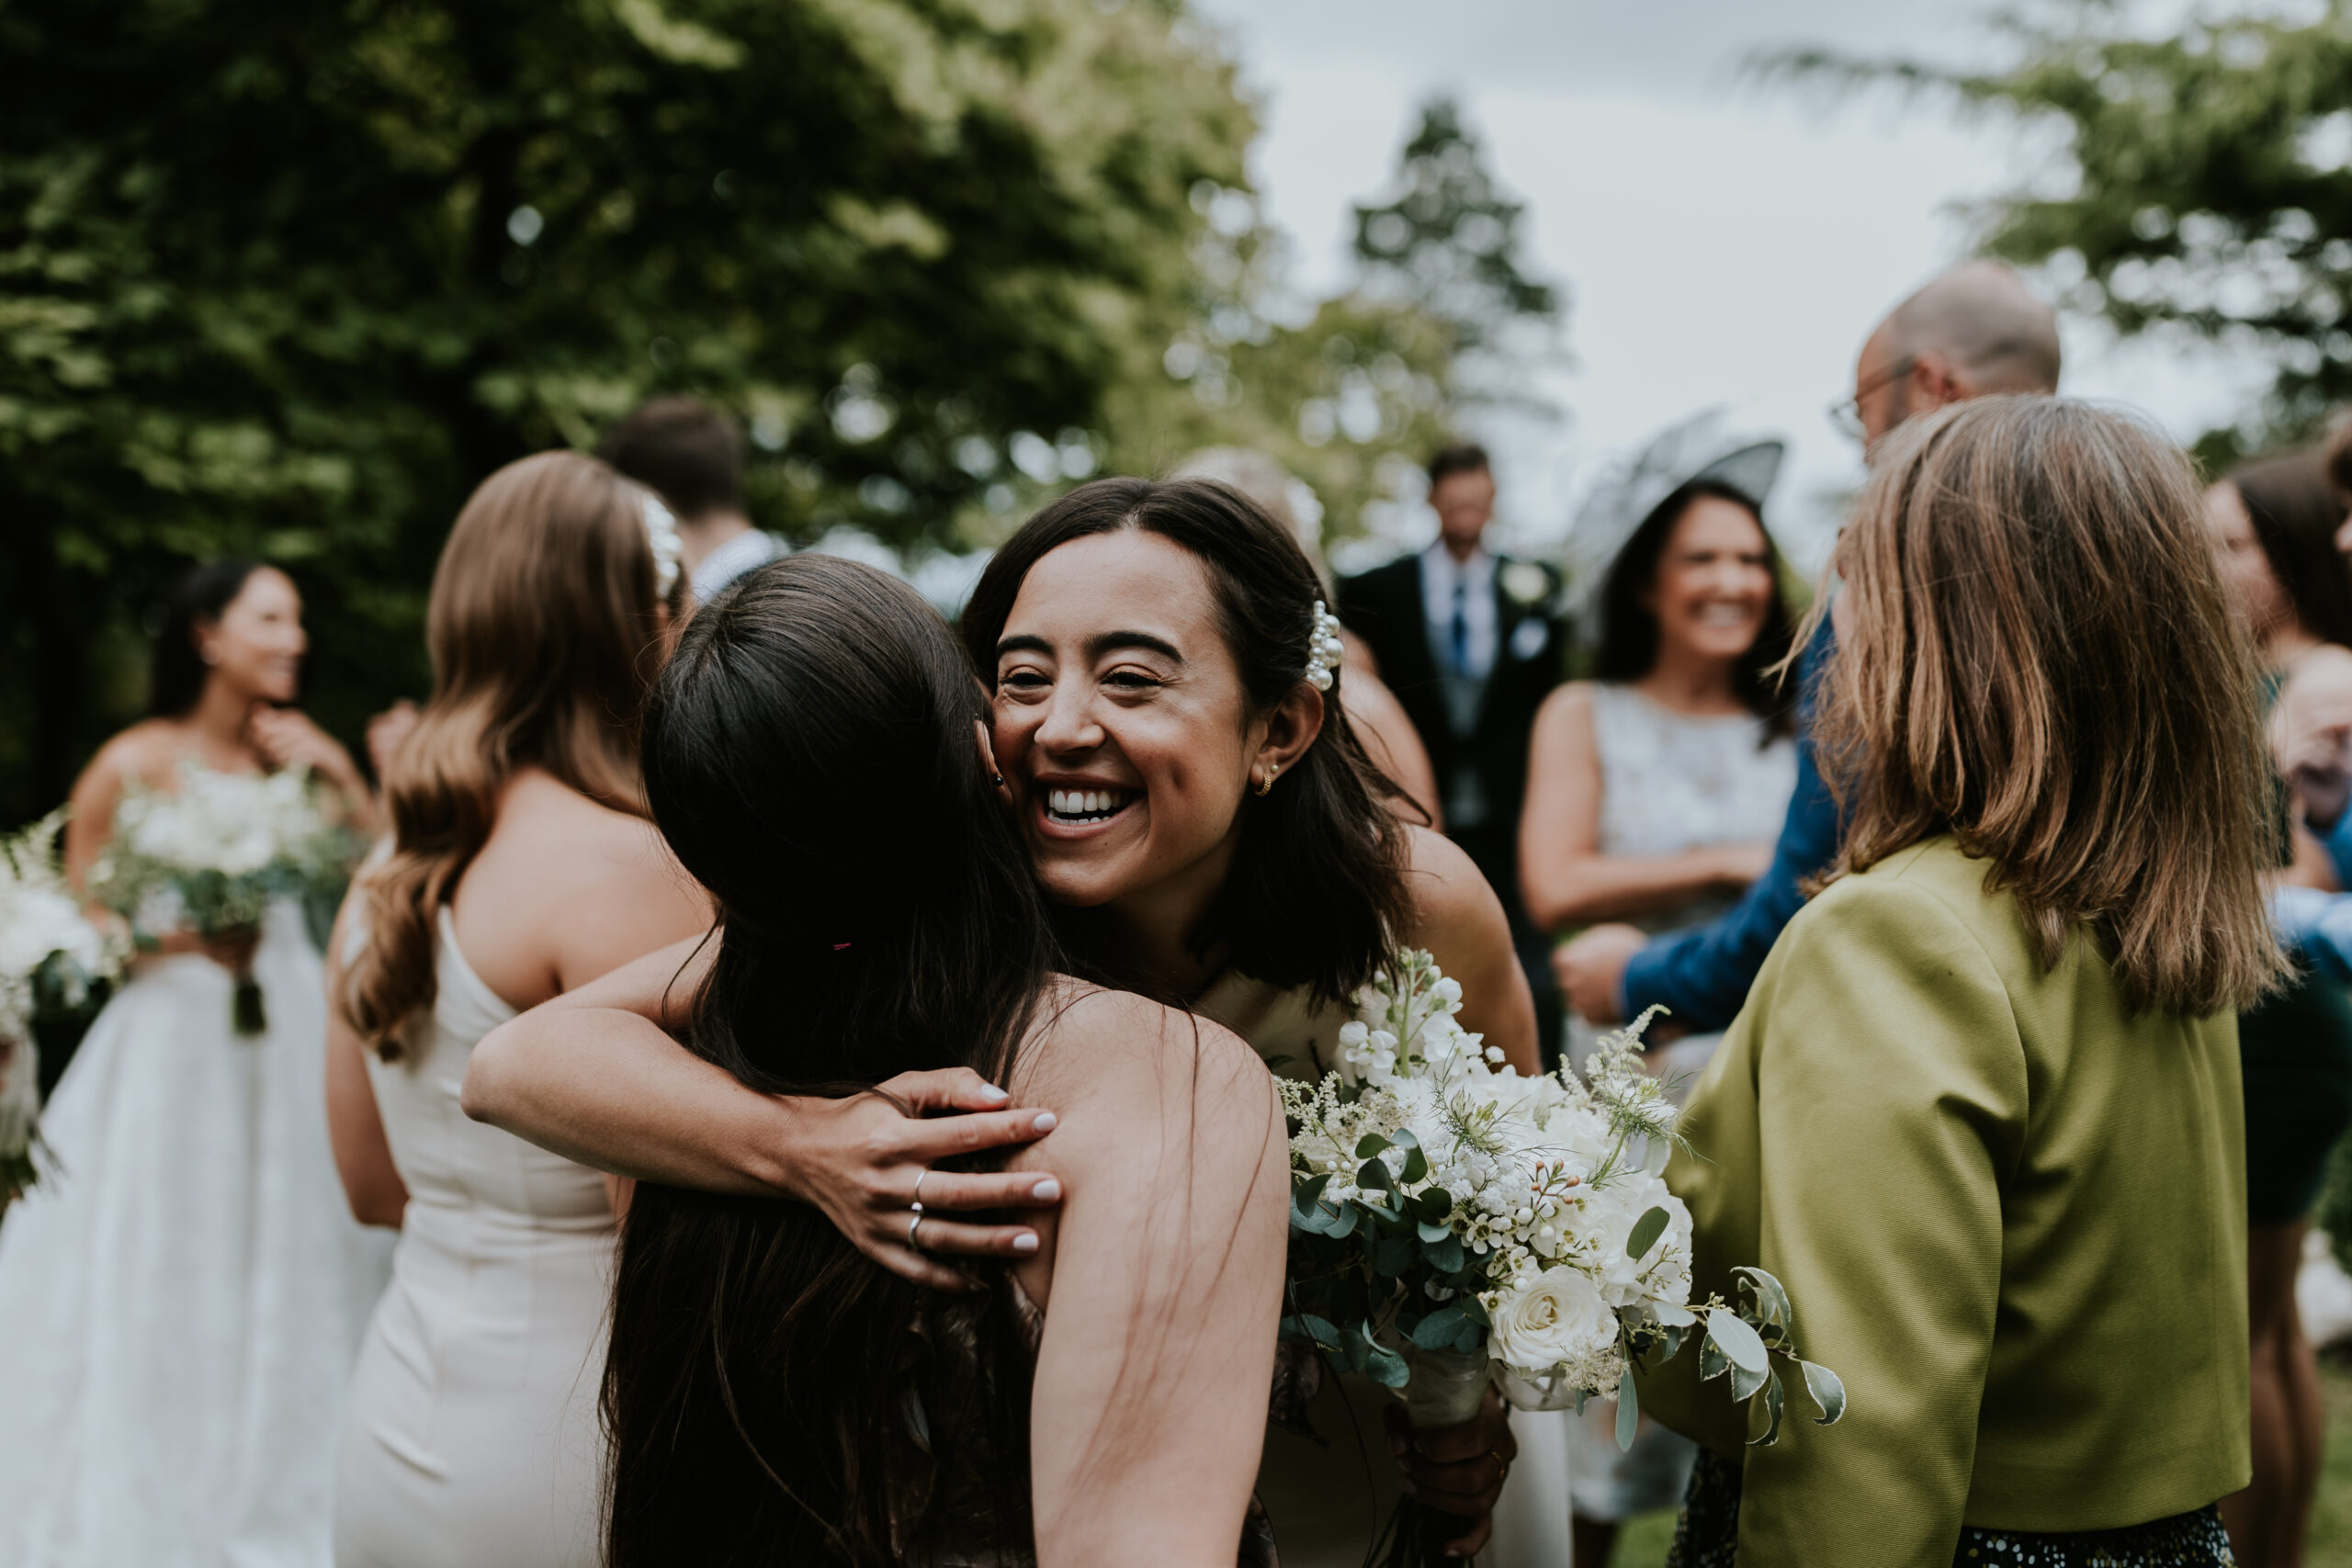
[{"xmin": 1604, "ymin": 1353, "xmax": 2352, "ymax": 1566}]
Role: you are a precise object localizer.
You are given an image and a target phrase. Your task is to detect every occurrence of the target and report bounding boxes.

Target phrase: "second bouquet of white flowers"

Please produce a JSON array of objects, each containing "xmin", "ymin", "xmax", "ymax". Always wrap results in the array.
[
  {"xmin": 88, "ymin": 764, "xmax": 357, "ymax": 1036},
  {"xmin": 1281, "ymin": 950, "xmax": 1846, "ymax": 1480}
]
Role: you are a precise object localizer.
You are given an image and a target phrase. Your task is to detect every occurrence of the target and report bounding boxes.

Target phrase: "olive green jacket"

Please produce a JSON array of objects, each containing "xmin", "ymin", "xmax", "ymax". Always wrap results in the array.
[{"xmin": 1636, "ymin": 836, "xmax": 2249, "ymax": 1566}]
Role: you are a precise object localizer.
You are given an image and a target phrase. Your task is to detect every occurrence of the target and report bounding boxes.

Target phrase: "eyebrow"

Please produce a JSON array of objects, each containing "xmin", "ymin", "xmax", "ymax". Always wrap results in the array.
[{"xmin": 994, "ymin": 630, "xmax": 1186, "ymax": 664}]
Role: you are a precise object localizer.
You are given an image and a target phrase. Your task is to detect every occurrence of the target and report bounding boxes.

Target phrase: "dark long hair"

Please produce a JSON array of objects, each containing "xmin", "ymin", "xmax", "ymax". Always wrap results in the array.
[
  {"xmin": 959, "ymin": 476, "xmax": 1412, "ymax": 1006},
  {"xmin": 604, "ymin": 555, "xmax": 1062, "ymax": 1567},
  {"xmin": 1594, "ymin": 480, "xmax": 1795, "ymax": 739},
  {"xmin": 2229, "ymin": 454, "xmax": 2352, "ymax": 650},
  {"xmin": 147, "ymin": 558, "xmax": 265, "ymax": 717}
]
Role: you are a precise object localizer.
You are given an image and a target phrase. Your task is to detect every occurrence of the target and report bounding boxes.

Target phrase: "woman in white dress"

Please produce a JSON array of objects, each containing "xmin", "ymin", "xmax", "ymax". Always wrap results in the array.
[
  {"xmin": 0, "ymin": 559, "xmax": 392, "ymax": 1568},
  {"xmin": 466, "ymin": 478, "xmax": 1572, "ymax": 1565},
  {"xmin": 322, "ymin": 451, "xmax": 709, "ymax": 1568},
  {"xmin": 1520, "ymin": 439, "xmax": 1799, "ymax": 1564}
]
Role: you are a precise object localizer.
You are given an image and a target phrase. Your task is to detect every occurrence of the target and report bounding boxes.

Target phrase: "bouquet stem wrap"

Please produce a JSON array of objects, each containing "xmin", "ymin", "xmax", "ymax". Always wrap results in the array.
[
  {"xmin": 1396, "ymin": 1342, "xmax": 1488, "ymax": 1430},
  {"xmin": 231, "ymin": 969, "xmax": 266, "ymax": 1037}
]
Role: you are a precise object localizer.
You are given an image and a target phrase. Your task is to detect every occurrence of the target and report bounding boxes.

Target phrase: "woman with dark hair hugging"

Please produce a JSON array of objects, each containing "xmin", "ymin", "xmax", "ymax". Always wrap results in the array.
[
  {"xmin": 597, "ymin": 553, "xmax": 1287, "ymax": 1565},
  {"xmin": 467, "ymin": 479, "xmax": 1559, "ymax": 1563}
]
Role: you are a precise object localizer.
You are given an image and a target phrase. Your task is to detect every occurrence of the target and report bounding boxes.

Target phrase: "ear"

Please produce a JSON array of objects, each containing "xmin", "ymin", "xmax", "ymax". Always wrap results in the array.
[
  {"xmin": 1911, "ymin": 351, "xmax": 1966, "ymax": 412},
  {"xmin": 1250, "ymin": 682, "xmax": 1328, "ymax": 794},
  {"xmin": 974, "ymin": 718, "xmax": 1009, "ymax": 795}
]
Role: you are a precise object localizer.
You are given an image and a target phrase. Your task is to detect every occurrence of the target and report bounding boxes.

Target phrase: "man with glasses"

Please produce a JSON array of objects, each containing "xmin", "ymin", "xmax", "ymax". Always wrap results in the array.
[{"xmin": 1555, "ymin": 260, "xmax": 2061, "ymax": 1031}]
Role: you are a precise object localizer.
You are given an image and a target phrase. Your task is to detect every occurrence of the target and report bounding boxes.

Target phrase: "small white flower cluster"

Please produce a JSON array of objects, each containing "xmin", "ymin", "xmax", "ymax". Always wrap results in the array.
[
  {"xmin": 640, "ymin": 491, "xmax": 684, "ymax": 600},
  {"xmin": 1303, "ymin": 600, "xmax": 1344, "ymax": 692},
  {"xmin": 92, "ymin": 764, "xmax": 345, "ymax": 937},
  {"xmin": 0, "ymin": 810, "xmax": 125, "ymax": 1191},
  {"xmin": 1283, "ymin": 954, "xmax": 1696, "ymax": 1406}
]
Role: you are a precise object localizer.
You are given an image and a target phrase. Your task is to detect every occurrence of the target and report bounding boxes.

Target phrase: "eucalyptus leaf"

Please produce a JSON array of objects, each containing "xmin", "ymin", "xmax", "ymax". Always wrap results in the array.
[
  {"xmin": 1707, "ymin": 1309, "xmax": 1770, "ymax": 1376},
  {"xmin": 1625, "ymin": 1205, "xmax": 1670, "ymax": 1260},
  {"xmin": 1374, "ymin": 1234, "xmax": 1417, "ymax": 1276},
  {"xmin": 1413, "ymin": 1188, "xmax": 1454, "ymax": 1222},
  {"xmin": 1417, "ymin": 1221, "xmax": 1454, "ymax": 1244},
  {"xmin": 1734, "ymin": 1266, "xmax": 1793, "ymax": 1332},
  {"xmin": 1399, "ymin": 1146, "xmax": 1430, "ymax": 1185},
  {"xmin": 1410, "ymin": 1307, "xmax": 1468, "ymax": 1349},
  {"xmin": 1323, "ymin": 1203, "xmax": 1358, "ymax": 1240},
  {"xmin": 1279, "ymin": 1313, "xmax": 1340, "ymax": 1349},
  {"xmin": 1389, "ymin": 1127, "xmax": 1420, "ymax": 1151},
  {"xmin": 1421, "ymin": 1233, "xmax": 1464, "ymax": 1272},
  {"xmin": 1365, "ymin": 1342, "xmax": 1411, "ymax": 1389},
  {"xmin": 1295, "ymin": 1173, "xmax": 1329, "ymax": 1209},
  {"xmin": 1450, "ymin": 1316, "xmax": 1486, "ymax": 1354},
  {"xmin": 1800, "ymin": 1359, "xmax": 1848, "ymax": 1426},
  {"xmin": 1750, "ymin": 1366, "xmax": 1784, "ymax": 1447},
  {"xmin": 1615, "ymin": 1371, "xmax": 1640, "ymax": 1451},
  {"xmin": 1355, "ymin": 1133, "xmax": 1392, "ymax": 1158},
  {"xmin": 1357, "ymin": 1157, "xmax": 1394, "ymax": 1192}
]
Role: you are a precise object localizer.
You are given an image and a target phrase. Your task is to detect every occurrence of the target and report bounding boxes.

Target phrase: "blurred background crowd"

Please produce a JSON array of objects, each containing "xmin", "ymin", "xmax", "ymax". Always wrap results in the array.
[{"xmin": 23, "ymin": 0, "xmax": 2352, "ymax": 1562}]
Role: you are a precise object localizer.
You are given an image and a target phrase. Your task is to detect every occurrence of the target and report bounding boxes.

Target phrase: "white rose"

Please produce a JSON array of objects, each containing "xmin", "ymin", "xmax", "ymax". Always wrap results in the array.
[
  {"xmin": 1486, "ymin": 1265, "xmax": 1617, "ymax": 1376},
  {"xmin": 1586, "ymin": 1179, "xmax": 1693, "ymax": 1311}
]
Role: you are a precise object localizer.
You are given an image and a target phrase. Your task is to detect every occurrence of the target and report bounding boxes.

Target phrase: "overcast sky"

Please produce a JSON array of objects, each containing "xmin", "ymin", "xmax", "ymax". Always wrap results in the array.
[{"xmin": 1187, "ymin": 0, "xmax": 2280, "ymax": 570}]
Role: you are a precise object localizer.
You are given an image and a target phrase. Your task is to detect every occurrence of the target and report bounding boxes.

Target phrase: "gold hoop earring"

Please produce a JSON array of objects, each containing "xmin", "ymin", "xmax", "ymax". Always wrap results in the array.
[{"xmin": 1255, "ymin": 768, "xmax": 1275, "ymax": 796}]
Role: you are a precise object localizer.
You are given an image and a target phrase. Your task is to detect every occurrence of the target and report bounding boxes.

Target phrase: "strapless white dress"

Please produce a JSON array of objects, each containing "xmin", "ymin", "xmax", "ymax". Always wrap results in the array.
[
  {"xmin": 1197, "ymin": 972, "xmax": 1576, "ymax": 1568},
  {"xmin": 333, "ymin": 908, "xmax": 616, "ymax": 1568},
  {"xmin": 0, "ymin": 898, "xmax": 393, "ymax": 1567}
]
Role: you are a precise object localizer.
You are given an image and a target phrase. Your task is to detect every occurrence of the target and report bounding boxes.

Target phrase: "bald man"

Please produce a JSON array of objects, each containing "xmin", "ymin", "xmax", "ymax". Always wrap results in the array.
[{"xmin": 1554, "ymin": 261, "xmax": 2061, "ymax": 1030}]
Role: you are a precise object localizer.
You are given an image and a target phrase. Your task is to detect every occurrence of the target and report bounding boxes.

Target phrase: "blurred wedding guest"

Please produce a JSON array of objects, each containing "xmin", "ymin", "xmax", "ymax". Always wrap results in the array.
[
  {"xmin": 598, "ymin": 395, "xmax": 784, "ymax": 604},
  {"xmin": 1645, "ymin": 397, "xmax": 2277, "ymax": 1568},
  {"xmin": 1516, "ymin": 414, "xmax": 1796, "ymax": 1563},
  {"xmin": 1555, "ymin": 259, "xmax": 2062, "ymax": 1032},
  {"xmin": 0, "ymin": 560, "xmax": 392, "ymax": 1566},
  {"xmin": 1170, "ymin": 446, "xmax": 1443, "ymax": 824},
  {"xmin": 1340, "ymin": 443, "xmax": 1566, "ymax": 1051},
  {"xmin": 325, "ymin": 452, "xmax": 710, "ymax": 1568},
  {"xmin": 2202, "ymin": 453, "xmax": 2352, "ymax": 1568}
]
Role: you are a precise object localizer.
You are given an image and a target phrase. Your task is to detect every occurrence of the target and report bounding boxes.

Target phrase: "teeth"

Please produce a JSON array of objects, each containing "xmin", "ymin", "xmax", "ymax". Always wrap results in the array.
[{"xmin": 1046, "ymin": 787, "xmax": 1133, "ymax": 821}]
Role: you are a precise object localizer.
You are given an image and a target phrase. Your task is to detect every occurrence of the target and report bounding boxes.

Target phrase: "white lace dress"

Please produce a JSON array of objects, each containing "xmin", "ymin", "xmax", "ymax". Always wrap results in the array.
[
  {"xmin": 0, "ymin": 897, "xmax": 394, "ymax": 1567},
  {"xmin": 1560, "ymin": 682, "xmax": 1795, "ymax": 1524},
  {"xmin": 334, "ymin": 908, "xmax": 616, "ymax": 1568}
]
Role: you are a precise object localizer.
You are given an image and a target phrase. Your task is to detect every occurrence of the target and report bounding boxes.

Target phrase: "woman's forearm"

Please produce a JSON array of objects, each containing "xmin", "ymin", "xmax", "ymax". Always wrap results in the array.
[
  {"xmin": 463, "ymin": 1006, "xmax": 797, "ymax": 1198},
  {"xmin": 1523, "ymin": 844, "xmax": 1759, "ymax": 931}
]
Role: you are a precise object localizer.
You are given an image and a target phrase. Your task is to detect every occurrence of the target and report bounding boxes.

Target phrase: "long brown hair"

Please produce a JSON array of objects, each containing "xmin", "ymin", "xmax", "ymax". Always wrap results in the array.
[
  {"xmin": 343, "ymin": 450, "xmax": 677, "ymax": 1058},
  {"xmin": 604, "ymin": 557, "xmax": 1063, "ymax": 1565},
  {"xmin": 1813, "ymin": 396, "xmax": 2284, "ymax": 1017}
]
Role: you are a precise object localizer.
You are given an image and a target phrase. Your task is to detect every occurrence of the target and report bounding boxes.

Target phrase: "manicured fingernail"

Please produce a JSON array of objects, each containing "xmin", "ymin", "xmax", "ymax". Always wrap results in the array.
[
  {"xmin": 1031, "ymin": 1178, "xmax": 1061, "ymax": 1201},
  {"xmin": 978, "ymin": 1083, "xmax": 1010, "ymax": 1102},
  {"xmin": 1011, "ymin": 1232, "xmax": 1040, "ymax": 1254},
  {"xmin": 1032, "ymin": 1111, "xmax": 1057, "ymax": 1132}
]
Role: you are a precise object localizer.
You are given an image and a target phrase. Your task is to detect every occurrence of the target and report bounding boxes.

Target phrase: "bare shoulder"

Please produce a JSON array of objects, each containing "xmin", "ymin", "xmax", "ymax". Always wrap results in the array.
[
  {"xmin": 1534, "ymin": 680, "xmax": 1599, "ymax": 729},
  {"xmin": 495, "ymin": 772, "xmax": 682, "ymax": 891},
  {"xmin": 1400, "ymin": 824, "xmax": 1503, "ymax": 931},
  {"xmin": 1013, "ymin": 982, "xmax": 1277, "ymax": 1148},
  {"xmin": 74, "ymin": 720, "xmax": 188, "ymax": 797}
]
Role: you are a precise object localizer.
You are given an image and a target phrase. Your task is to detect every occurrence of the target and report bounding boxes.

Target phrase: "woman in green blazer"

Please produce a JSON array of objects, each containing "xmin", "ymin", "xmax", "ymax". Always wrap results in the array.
[{"xmin": 1640, "ymin": 397, "xmax": 2285, "ymax": 1568}]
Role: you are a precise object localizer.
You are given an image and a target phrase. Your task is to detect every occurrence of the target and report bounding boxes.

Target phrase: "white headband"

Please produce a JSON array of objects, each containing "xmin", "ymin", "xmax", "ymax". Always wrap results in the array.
[
  {"xmin": 1305, "ymin": 601, "xmax": 1343, "ymax": 692},
  {"xmin": 640, "ymin": 492, "xmax": 684, "ymax": 601}
]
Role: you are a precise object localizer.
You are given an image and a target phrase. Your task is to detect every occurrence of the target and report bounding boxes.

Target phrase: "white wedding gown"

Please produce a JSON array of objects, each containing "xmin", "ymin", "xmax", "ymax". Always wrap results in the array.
[{"xmin": 0, "ymin": 897, "xmax": 393, "ymax": 1567}]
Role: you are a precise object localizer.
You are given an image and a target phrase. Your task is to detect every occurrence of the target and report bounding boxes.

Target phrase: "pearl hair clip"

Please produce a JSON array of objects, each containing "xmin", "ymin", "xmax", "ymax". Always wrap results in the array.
[
  {"xmin": 640, "ymin": 492, "xmax": 684, "ymax": 601},
  {"xmin": 1305, "ymin": 600, "xmax": 1344, "ymax": 692}
]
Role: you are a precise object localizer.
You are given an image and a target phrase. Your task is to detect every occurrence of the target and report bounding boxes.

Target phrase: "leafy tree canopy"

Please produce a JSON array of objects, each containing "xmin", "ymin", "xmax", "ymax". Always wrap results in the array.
[{"xmin": 1772, "ymin": 0, "xmax": 2352, "ymax": 468}]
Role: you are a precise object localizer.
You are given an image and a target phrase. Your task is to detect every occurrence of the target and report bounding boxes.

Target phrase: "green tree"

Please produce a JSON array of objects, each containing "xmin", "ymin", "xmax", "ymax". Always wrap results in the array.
[
  {"xmin": 0, "ymin": 0, "xmax": 1253, "ymax": 820},
  {"xmin": 1772, "ymin": 2, "xmax": 2352, "ymax": 466},
  {"xmin": 1102, "ymin": 96, "xmax": 1566, "ymax": 550}
]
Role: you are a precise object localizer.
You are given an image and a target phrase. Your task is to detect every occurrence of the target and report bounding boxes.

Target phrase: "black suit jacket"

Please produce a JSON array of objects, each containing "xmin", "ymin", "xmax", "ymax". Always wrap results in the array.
[{"xmin": 1337, "ymin": 551, "xmax": 1567, "ymax": 853}]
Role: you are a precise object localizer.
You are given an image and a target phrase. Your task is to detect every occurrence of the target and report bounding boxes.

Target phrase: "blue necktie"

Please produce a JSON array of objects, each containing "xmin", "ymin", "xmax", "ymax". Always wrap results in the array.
[{"xmin": 1451, "ymin": 579, "xmax": 1471, "ymax": 678}]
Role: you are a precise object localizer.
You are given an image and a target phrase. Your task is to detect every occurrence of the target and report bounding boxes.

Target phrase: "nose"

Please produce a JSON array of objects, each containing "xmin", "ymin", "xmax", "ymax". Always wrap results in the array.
[{"xmin": 1033, "ymin": 677, "xmax": 1104, "ymax": 757}]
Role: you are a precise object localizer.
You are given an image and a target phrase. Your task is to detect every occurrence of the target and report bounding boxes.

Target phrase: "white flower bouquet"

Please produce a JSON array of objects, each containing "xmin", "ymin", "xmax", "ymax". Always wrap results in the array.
[
  {"xmin": 1281, "ymin": 952, "xmax": 1844, "ymax": 1552},
  {"xmin": 88, "ymin": 765, "xmax": 356, "ymax": 1036},
  {"xmin": 0, "ymin": 810, "xmax": 126, "ymax": 1198}
]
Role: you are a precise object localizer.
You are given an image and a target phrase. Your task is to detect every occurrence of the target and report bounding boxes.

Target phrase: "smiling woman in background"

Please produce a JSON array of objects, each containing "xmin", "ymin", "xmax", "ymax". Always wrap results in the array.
[{"xmin": 1516, "ymin": 417, "xmax": 1799, "ymax": 1562}]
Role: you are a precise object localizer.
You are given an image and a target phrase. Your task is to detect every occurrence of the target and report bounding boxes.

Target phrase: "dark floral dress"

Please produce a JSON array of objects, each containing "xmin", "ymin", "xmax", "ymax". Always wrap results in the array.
[{"xmin": 1666, "ymin": 1449, "xmax": 2234, "ymax": 1568}]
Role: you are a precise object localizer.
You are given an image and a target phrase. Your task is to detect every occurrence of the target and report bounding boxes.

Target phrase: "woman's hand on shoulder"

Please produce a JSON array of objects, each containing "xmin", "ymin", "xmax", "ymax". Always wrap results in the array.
[{"xmin": 1400, "ymin": 826, "xmax": 1542, "ymax": 1073}]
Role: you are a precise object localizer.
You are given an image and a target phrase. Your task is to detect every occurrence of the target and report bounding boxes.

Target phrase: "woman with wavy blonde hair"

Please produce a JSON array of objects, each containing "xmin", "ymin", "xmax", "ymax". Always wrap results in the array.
[
  {"xmin": 323, "ymin": 449, "xmax": 710, "ymax": 1568},
  {"xmin": 1643, "ymin": 397, "xmax": 2282, "ymax": 1568}
]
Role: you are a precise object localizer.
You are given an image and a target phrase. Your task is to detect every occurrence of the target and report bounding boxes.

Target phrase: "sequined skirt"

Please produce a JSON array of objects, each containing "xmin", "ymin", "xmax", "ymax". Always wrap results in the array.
[{"xmin": 1664, "ymin": 1449, "xmax": 2235, "ymax": 1568}]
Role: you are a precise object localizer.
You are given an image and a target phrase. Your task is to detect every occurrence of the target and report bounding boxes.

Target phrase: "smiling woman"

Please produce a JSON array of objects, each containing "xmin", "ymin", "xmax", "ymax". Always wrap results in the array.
[{"xmin": 459, "ymin": 475, "xmax": 1554, "ymax": 1565}]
